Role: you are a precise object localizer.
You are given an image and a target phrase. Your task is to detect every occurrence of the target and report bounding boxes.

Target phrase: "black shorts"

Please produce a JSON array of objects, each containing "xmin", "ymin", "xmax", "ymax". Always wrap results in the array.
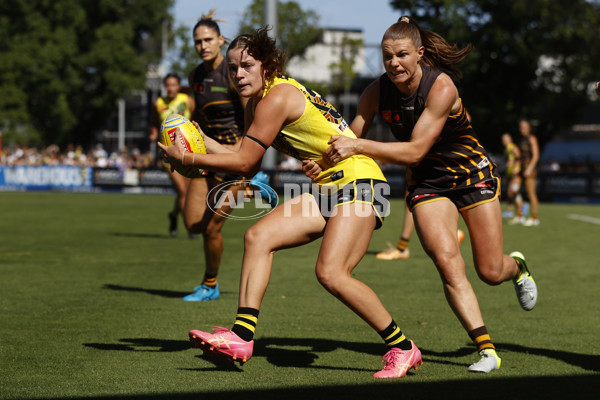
[
  {"xmin": 407, "ymin": 176, "xmax": 500, "ymax": 212},
  {"xmin": 308, "ymin": 179, "xmax": 390, "ymax": 229}
]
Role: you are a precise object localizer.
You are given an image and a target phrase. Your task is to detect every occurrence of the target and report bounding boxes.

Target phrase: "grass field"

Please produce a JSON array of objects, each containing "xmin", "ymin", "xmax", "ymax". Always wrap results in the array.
[{"xmin": 1, "ymin": 191, "xmax": 599, "ymax": 399}]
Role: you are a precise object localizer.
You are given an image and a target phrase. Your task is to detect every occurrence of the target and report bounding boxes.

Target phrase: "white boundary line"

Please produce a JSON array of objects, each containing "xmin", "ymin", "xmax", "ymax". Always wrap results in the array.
[{"xmin": 567, "ymin": 214, "xmax": 600, "ymax": 225}]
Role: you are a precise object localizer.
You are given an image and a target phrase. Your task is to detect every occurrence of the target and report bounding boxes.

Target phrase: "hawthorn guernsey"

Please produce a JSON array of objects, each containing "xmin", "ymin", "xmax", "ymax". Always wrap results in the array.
[{"xmin": 159, "ymin": 113, "xmax": 206, "ymax": 178}]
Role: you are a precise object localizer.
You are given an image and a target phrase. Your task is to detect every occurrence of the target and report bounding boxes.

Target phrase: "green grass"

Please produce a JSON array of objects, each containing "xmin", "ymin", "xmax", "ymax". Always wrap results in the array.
[{"xmin": 1, "ymin": 192, "xmax": 599, "ymax": 399}]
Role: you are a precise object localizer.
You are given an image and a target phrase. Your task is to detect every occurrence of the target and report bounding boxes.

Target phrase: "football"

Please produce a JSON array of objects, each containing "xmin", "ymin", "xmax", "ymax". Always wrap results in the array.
[{"xmin": 159, "ymin": 113, "xmax": 206, "ymax": 178}]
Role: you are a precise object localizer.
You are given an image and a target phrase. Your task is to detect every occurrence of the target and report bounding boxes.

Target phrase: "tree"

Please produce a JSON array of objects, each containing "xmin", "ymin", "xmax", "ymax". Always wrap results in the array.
[
  {"xmin": 239, "ymin": 0, "xmax": 323, "ymax": 59},
  {"xmin": 329, "ymin": 36, "xmax": 364, "ymax": 94},
  {"xmin": 389, "ymin": 0, "xmax": 600, "ymax": 152},
  {"xmin": 167, "ymin": 24, "xmax": 199, "ymax": 87},
  {"xmin": 0, "ymin": 0, "xmax": 173, "ymax": 148}
]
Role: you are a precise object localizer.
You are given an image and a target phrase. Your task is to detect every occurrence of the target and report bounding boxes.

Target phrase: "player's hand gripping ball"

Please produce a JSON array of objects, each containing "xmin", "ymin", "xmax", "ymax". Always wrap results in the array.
[{"xmin": 159, "ymin": 114, "xmax": 206, "ymax": 178}]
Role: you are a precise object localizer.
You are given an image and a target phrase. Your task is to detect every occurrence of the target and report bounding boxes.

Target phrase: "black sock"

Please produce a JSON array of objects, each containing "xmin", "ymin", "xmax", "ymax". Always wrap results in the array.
[
  {"xmin": 231, "ymin": 307, "xmax": 259, "ymax": 342},
  {"xmin": 379, "ymin": 320, "xmax": 412, "ymax": 350}
]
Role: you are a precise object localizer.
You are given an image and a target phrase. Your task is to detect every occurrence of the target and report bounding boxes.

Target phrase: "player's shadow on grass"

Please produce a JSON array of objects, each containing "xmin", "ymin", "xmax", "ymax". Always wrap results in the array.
[
  {"xmin": 496, "ymin": 342, "xmax": 600, "ymax": 372},
  {"xmin": 83, "ymin": 338, "xmax": 190, "ymax": 352},
  {"xmin": 82, "ymin": 335, "xmax": 600, "ymax": 374},
  {"xmin": 103, "ymin": 283, "xmax": 189, "ymax": 298},
  {"xmin": 103, "ymin": 283, "xmax": 236, "ymax": 299},
  {"xmin": 110, "ymin": 232, "xmax": 169, "ymax": 239}
]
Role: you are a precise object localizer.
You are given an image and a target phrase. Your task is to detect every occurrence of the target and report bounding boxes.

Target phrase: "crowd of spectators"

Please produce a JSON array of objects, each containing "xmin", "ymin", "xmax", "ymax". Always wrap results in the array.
[
  {"xmin": 0, "ymin": 143, "xmax": 158, "ymax": 170},
  {"xmin": 2, "ymin": 142, "xmax": 598, "ymax": 174}
]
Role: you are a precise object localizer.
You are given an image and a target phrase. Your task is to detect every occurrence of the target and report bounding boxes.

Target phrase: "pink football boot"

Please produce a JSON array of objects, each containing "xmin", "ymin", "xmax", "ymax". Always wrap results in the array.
[
  {"xmin": 189, "ymin": 327, "xmax": 254, "ymax": 365},
  {"xmin": 373, "ymin": 341, "xmax": 423, "ymax": 378}
]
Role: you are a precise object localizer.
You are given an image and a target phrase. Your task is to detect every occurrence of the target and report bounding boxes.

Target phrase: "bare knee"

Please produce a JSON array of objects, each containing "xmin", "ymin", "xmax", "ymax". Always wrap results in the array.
[
  {"xmin": 186, "ymin": 219, "xmax": 207, "ymax": 234},
  {"xmin": 315, "ymin": 264, "xmax": 346, "ymax": 294},
  {"xmin": 429, "ymin": 251, "xmax": 472, "ymax": 289},
  {"xmin": 475, "ymin": 261, "xmax": 504, "ymax": 285},
  {"xmin": 244, "ymin": 225, "xmax": 272, "ymax": 252}
]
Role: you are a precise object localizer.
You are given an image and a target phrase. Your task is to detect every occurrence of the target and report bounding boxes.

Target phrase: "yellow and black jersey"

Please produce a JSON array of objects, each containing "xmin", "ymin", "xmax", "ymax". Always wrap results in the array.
[
  {"xmin": 504, "ymin": 142, "xmax": 521, "ymax": 177},
  {"xmin": 190, "ymin": 60, "xmax": 244, "ymax": 145},
  {"xmin": 519, "ymin": 135, "xmax": 534, "ymax": 170},
  {"xmin": 259, "ymin": 76, "xmax": 386, "ymax": 188},
  {"xmin": 379, "ymin": 64, "xmax": 498, "ymax": 191},
  {"xmin": 155, "ymin": 93, "xmax": 192, "ymax": 122}
]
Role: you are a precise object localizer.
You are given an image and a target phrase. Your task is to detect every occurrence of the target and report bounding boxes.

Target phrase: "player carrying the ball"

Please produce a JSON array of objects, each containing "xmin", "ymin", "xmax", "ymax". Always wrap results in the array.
[{"xmin": 159, "ymin": 26, "xmax": 422, "ymax": 379}]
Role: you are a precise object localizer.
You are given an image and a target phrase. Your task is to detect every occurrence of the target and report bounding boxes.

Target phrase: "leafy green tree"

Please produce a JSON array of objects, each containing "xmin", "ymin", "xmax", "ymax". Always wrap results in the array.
[
  {"xmin": 167, "ymin": 24, "xmax": 200, "ymax": 85},
  {"xmin": 389, "ymin": 0, "xmax": 600, "ymax": 151},
  {"xmin": 239, "ymin": 0, "xmax": 323, "ymax": 59},
  {"xmin": 329, "ymin": 36, "xmax": 364, "ymax": 94},
  {"xmin": 0, "ymin": 0, "xmax": 172, "ymax": 148}
]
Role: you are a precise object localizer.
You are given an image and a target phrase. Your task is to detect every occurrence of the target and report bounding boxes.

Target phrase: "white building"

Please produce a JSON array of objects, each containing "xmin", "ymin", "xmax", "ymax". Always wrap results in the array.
[{"xmin": 286, "ymin": 27, "xmax": 366, "ymax": 84}]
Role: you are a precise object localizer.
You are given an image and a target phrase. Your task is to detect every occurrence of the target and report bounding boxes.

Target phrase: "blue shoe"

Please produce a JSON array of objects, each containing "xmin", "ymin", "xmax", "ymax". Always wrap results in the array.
[
  {"xmin": 183, "ymin": 283, "xmax": 220, "ymax": 302},
  {"xmin": 250, "ymin": 171, "xmax": 278, "ymax": 208},
  {"xmin": 502, "ymin": 210, "xmax": 514, "ymax": 218}
]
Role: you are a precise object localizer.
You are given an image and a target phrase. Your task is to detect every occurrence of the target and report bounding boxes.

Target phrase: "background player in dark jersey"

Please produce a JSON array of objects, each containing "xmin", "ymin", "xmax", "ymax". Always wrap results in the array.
[
  {"xmin": 182, "ymin": 11, "xmax": 277, "ymax": 302},
  {"xmin": 516, "ymin": 119, "xmax": 540, "ymax": 226},
  {"xmin": 309, "ymin": 17, "xmax": 538, "ymax": 373},
  {"xmin": 149, "ymin": 73, "xmax": 195, "ymax": 238},
  {"xmin": 179, "ymin": 12, "xmax": 248, "ymax": 302}
]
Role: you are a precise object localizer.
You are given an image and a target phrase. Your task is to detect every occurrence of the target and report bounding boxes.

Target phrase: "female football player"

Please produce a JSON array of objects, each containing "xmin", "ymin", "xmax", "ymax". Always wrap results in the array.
[
  {"xmin": 307, "ymin": 16, "xmax": 538, "ymax": 373},
  {"xmin": 149, "ymin": 73, "xmax": 195, "ymax": 238},
  {"xmin": 159, "ymin": 26, "xmax": 422, "ymax": 379}
]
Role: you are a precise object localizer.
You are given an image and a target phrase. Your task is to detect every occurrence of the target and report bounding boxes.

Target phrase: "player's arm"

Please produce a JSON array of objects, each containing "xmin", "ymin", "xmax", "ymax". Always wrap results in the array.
[
  {"xmin": 149, "ymin": 101, "xmax": 160, "ymax": 141},
  {"xmin": 524, "ymin": 134, "xmax": 540, "ymax": 177},
  {"xmin": 326, "ymin": 74, "xmax": 455, "ymax": 166},
  {"xmin": 187, "ymin": 95, "xmax": 196, "ymax": 116},
  {"xmin": 349, "ymin": 79, "xmax": 380, "ymax": 139},
  {"xmin": 188, "ymin": 69, "xmax": 199, "ymax": 122},
  {"xmin": 159, "ymin": 84, "xmax": 297, "ymax": 177}
]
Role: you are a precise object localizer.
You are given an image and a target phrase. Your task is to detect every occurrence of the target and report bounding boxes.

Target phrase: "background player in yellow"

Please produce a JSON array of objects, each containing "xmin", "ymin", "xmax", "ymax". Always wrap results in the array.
[
  {"xmin": 149, "ymin": 73, "xmax": 195, "ymax": 238},
  {"xmin": 501, "ymin": 132, "xmax": 522, "ymax": 219}
]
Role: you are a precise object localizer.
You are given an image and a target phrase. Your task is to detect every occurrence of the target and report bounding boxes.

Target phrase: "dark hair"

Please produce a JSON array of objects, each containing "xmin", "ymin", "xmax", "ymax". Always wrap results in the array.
[
  {"xmin": 227, "ymin": 26, "xmax": 286, "ymax": 83},
  {"xmin": 192, "ymin": 9, "xmax": 222, "ymax": 36},
  {"xmin": 163, "ymin": 73, "xmax": 181, "ymax": 85},
  {"xmin": 383, "ymin": 16, "xmax": 472, "ymax": 80}
]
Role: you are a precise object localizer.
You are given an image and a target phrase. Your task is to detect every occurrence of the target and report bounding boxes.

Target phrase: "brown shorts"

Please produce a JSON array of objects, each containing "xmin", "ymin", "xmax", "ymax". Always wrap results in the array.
[{"xmin": 407, "ymin": 176, "xmax": 500, "ymax": 212}]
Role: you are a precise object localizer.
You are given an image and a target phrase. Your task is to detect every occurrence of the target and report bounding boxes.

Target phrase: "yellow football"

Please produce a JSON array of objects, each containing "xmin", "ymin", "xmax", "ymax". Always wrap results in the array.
[{"xmin": 159, "ymin": 114, "xmax": 206, "ymax": 178}]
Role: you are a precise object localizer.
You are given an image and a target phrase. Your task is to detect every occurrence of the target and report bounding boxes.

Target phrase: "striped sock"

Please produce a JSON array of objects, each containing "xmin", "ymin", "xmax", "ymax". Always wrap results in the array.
[
  {"xmin": 379, "ymin": 320, "xmax": 412, "ymax": 350},
  {"xmin": 396, "ymin": 237, "xmax": 410, "ymax": 252},
  {"xmin": 468, "ymin": 326, "xmax": 495, "ymax": 352},
  {"xmin": 202, "ymin": 274, "xmax": 217, "ymax": 288},
  {"xmin": 231, "ymin": 307, "xmax": 259, "ymax": 342}
]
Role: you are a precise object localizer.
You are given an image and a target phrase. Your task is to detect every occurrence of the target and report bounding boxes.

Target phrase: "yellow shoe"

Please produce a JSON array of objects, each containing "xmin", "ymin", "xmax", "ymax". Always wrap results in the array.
[{"xmin": 376, "ymin": 242, "xmax": 410, "ymax": 260}]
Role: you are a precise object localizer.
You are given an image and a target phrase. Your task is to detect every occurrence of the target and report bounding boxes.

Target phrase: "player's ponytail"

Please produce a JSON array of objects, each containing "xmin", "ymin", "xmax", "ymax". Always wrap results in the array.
[
  {"xmin": 383, "ymin": 16, "xmax": 472, "ymax": 80},
  {"xmin": 193, "ymin": 8, "xmax": 225, "ymax": 37}
]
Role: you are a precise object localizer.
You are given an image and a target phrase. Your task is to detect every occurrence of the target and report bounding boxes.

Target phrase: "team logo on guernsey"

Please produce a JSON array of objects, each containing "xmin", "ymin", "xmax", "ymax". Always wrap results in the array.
[
  {"xmin": 382, "ymin": 110, "xmax": 402, "ymax": 125},
  {"xmin": 302, "ymin": 87, "xmax": 346, "ymax": 130},
  {"xmin": 477, "ymin": 157, "xmax": 490, "ymax": 170},
  {"xmin": 193, "ymin": 82, "xmax": 205, "ymax": 93}
]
